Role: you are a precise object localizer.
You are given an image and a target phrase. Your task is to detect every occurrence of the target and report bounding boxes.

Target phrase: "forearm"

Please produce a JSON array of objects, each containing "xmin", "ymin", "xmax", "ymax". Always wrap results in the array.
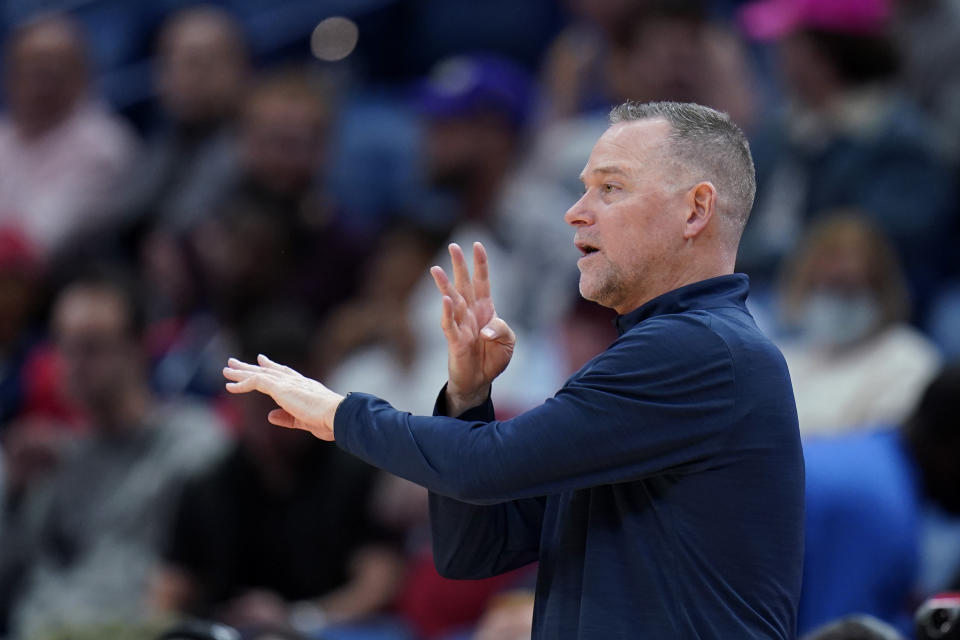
[
  {"xmin": 425, "ymin": 386, "xmax": 541, "ymax": 577},
  {"xmin": 314, "ymin": 546, "xmax": 405, "ymax": 622},
  {"xmin": 429, "ymin": 492, "xmax": 543, "ymax": 579}
]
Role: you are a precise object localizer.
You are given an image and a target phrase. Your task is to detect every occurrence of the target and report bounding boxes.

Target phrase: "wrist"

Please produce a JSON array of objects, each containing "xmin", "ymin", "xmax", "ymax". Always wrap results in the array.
[
  {"xmin": 325, "ymin": 392, "xmax": 348, "ymax": 439},
  {"xmin": 445, "ymin": 384, "xmax": 490, "ymax": 416}
]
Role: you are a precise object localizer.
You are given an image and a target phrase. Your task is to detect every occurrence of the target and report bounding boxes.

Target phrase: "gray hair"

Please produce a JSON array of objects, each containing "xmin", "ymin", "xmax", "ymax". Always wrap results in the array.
[{"xmin": 609, "ymin": 101, "xmax": 756, "ymax": 238}]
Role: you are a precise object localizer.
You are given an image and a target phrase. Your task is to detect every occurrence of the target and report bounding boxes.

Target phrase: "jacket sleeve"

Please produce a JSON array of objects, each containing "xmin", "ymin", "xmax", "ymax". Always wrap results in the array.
[
  {"xmin": 422, "ymin": 390, "xmax": 544, "ymax": 579},
  {"xmin": 334, "ymin": 315, "xmax": 738, "ymax": 506}
]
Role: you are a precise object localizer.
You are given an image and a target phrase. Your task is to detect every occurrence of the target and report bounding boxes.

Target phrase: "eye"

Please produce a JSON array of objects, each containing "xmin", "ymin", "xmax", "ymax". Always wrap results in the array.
[{"xmin": 601, "ymin": 183, "xmax": 619, "ymax": 193}]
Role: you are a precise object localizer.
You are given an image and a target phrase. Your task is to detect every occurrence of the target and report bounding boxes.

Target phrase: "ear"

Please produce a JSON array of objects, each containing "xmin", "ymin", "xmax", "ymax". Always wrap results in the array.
[{"xmin": 683, "ymin": 182, "xmax": 717, "ymax": 240}]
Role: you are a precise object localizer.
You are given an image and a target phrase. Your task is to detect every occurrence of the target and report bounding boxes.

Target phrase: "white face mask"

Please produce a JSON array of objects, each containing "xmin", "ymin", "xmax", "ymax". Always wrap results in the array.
[{"xmin": 798, "ymin": 290, "xmax": 880, "ymax": 349}]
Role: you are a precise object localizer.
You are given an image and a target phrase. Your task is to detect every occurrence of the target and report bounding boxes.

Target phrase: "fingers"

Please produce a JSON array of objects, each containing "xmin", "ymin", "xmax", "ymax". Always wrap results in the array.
[
  {"xmin": 430, "ymin": 265, "xmax": 455, "ymax": 298},
  {"xmin": 473, "ymin": 242, "xmax": 491, "ymax": 301},
  {"xmin": 226, "ymin": 357, "xmax": 261, "ymax": 372},
  {"xmin": 440, "ymin": 295, "xmax": 459, "ymax": 342},
  {"xmin": 431, "ymin": 265, "xmax": 468, "ymax": 316},
  {"xmin": 267, "ymin": 408, "xmax": 296, "ymax": 429},
  {"xmin": 434, "ymin": 267, "xmax": 468, "ymax": 326},
  {"xmin": 257, "ymin": 353, "xmax": 299, "ymax": 377},
  {"xmin": 224, "ymin": 377, "xmax": 259, "ymax": 394},
  {"xmin": 448, "ymin": 243, "xmax": 475, "ymax": 305},
  {"xmin": 480, "ymin": 316, "xmax": 516, "ymax": 345},
  {"xmin": 222, "ymin": 365, "xmax": 279, "ymax": 396}
]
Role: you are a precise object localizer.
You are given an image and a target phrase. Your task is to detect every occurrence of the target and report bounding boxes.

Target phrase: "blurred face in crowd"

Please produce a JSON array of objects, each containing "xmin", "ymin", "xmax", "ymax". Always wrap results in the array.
[
  {"xmin": 790, "ymin": 219, "xmax": 895, "ymax": 349},
  {"xmin": 425, "ymin": 113, "xmax": 515, "ymax": 193},
  {"xmin": 804, "ymin": 231, "xmax": 874, "ymax": 295},
  {"xmin": 614, "ymin": 17, "xmax": 705, "ymax": 105},
  {"xmin": 156, "ymin": 8, "xmax": 248, "ymax": 126},
  {"xmin": 4, "ymin": 16, "xmax": 88, "ymax": 137},
  {"xmin": 240, "ymin": 89, "xmax": 328, "ymax": 195},
  {"xmin": 53, "ymin": 285, "xmax": 143, "ymax": 413},
  {"xmin": 779, "ymin": 32, "xmax": 835, "ymax": 108},
  {"xmin": 565, "ymin": 118, "xmax": 691, "ymax": 314}
]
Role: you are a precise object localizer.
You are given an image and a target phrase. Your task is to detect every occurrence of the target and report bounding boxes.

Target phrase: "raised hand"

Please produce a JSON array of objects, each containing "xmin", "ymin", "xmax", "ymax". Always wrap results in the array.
[
  {"xmin": 430, "ymin": 242, "xmax": 515, "ymax": 416},
  {"xmin": 223, "ymin": 354, "xmax": 343, "ymax": 440}
]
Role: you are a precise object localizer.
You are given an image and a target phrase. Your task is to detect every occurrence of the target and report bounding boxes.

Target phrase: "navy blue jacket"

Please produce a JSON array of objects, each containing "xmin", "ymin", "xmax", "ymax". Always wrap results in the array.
[{"xmin": 336, "ymin": 274, "xmax": 804, "ymax": 639}]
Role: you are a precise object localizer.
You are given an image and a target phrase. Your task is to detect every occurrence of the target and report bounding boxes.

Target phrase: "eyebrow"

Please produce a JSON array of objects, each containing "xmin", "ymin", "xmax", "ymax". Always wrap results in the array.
[{"xmin": 579, "ymin": 166, "xmax": 630, "ymax": 182}]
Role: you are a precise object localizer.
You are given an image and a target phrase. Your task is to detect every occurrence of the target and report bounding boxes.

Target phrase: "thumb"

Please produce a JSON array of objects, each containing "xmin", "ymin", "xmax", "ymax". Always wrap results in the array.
[
  {"xmin": 480, "ymin": 316, "xmax": 516, "ymax": 344},
  {"xmin": 267, "ymin": 408, "xmax": 296, "ymax": 429}
]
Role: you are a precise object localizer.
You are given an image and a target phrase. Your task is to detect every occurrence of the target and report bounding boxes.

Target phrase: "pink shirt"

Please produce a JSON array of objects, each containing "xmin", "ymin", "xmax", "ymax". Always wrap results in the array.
[{"xmin": 0, "ymin": 99, "xmax": 138, "ymax": 254}]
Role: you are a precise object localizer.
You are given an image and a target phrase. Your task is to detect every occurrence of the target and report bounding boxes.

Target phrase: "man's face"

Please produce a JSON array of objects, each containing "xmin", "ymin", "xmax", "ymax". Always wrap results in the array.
[
  {"xmin": 564, "ymin": 119, "xmax": 689, "ymax": 314},
  {"xmin": 5, "ymin": 21, "xmax": 86, "ymax": 135},
  {"xmin": 240, "ymin": 95, "xmax": 326, "ymax": 195},
  {"xmin": 53, "ymin": 287, "xmax": 140, "ymax": 411},
  {"xmin": 157, "ymin": 17, "xmax": 246, "ymax": 125}
]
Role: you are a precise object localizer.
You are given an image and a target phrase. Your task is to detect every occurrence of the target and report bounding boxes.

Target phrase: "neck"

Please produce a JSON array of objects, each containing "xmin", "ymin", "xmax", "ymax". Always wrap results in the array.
[
  {"xmin": 615, "ymin": 250, "xmax": 735, "ymax": 316},
  {"xmin": 14, "ymin": 96, "xmax": 82, "ymax": 141}
]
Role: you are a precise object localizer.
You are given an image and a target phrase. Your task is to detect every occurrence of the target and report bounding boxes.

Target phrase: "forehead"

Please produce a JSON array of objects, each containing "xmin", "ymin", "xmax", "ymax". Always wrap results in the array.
[
  {"xmin": 12, "ymin": 22, "xmax": 80, "ymax": 58},
  {"xmin": 580, "ymin": 118, "xmax": 671, "ymax": 181},
  {"xmin": 54, "ymin": 287, "xmax": 127, "ymax": 334}
]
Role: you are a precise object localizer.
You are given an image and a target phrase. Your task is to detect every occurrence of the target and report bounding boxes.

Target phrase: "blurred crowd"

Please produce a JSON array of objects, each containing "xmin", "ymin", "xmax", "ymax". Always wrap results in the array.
[{"xmin": 0, "ymin": 0, "xmax": 957, "ymax": 639}]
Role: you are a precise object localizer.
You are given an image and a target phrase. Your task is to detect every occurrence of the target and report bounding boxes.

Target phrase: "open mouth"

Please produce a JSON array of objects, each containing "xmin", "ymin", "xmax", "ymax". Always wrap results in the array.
[{"xmin": 575, "ymin": 241, "xmax": 600, "ymax": 256}]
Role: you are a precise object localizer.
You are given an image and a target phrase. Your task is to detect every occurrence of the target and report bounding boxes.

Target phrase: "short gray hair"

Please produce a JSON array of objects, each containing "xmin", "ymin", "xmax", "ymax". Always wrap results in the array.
[{"xmin": 609, "ymin": 101, "xmax": 756, "ymax": 237}]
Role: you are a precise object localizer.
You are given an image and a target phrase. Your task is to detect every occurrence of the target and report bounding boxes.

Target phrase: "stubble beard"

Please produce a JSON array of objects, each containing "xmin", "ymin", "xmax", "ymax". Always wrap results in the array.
[{"xmin": 579, "ymin": 257, "xmax": 629, "ymax": 311}]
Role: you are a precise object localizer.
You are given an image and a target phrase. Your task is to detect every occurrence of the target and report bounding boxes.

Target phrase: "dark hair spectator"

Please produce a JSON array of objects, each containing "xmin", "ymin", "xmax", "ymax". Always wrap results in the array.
[
  {"xmin": 188, "ymin": 69, "xmax": 367, "ymax": 326},
  {"xmin": 0, "ymin": 266, "xmax": 226, "ymax": 637}
]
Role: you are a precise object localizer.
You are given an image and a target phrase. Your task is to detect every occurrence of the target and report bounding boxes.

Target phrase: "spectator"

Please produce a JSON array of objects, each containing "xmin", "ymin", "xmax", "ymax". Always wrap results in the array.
[
  {"xmin": 778, "ymin": 213, "xmax": 941, "ymax": 435},
  {"xmin": 540, "ymin": 1, "xmax": 756, "ymax": 127},
  {"xmin": 0, "ymin": 267, "xmax": 226, "ymax": 638},
  {"xmin": 189, "ymin": 70, "xmax": 368, "ymax": 326},
  {"xmin": 608, "ymin": 2, "xmax": 758, "ymax": 130},
  {"xmin": 800, "ymin": 364, "xmax": 960, "ymax": 635},
  {"xmin": 321, "ymin": 223, "xmax": 446, "ymax": 407},
  {"xmin": 538, "ymin": 0, "xmax": 643, "ymax": 120},
  {"xmin": 403, "ymin": 54, "xmax": 572, "ymax": 414},
  {"xmin": 108, "ymin": 6, "xmax": 251, "ymax": 398},
  {"xmin": 0, "ymin": 13, "xmax": 138, "ymax": 257},
  {"xmin": 151, "ymin": 307, "xmax": 404, "ymax": 635},
  {"xmin": 111, "ymin": 4, "xmax": 249, "ymax": 239},
  {"xmin": 737, "ymin": 0, "xmax": 954, "ymax": 295}
]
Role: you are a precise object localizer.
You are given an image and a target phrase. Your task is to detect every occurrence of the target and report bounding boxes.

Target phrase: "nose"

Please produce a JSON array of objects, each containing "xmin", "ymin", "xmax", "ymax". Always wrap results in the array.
[{"xmin": 564, "ymin": 191, "xmax": 593, "ymax": 227}]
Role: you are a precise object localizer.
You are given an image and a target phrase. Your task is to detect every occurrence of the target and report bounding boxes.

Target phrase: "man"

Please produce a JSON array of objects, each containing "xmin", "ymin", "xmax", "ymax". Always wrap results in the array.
[
  {"xmin": 110, "ymin": 4, "xmax": 249, "ymax": 236},
  {"xmin": 152, "ymin": 308, "xmax": 403, "ymax": 633},
  {"xmin": 189, "ymin": 70, "xmax": 368, "ymax": 325},
  {"xmin": 0, "ymin": 268, "xmax": 226, "ymax": 638},
  {"xmin": 223, "ymin": 101, "xmax": 805, "ymax": 638},
  {"xmin": 0, "ymin": 13, "xmax": 138, "ymax": 256}
]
